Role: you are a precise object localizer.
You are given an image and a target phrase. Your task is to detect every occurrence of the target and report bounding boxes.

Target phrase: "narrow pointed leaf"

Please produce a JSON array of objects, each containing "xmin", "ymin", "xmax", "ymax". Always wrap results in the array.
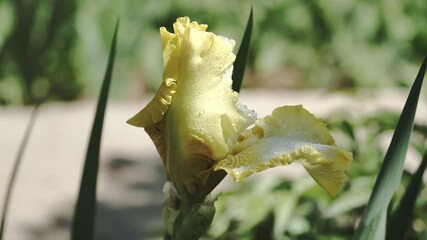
[
  {"xmin": 0, "ymin": 106, "xmax": 38, "ymax": 240},
  {"xmin": 387, "ymin": 151, "xmax": 427, "ymax": 240},
  {"xmin": 232, "ymin": 7, "xmax": 253, "ymax": 93},
  {"xmin": 70, "ymin": 20, "xmax": 119, "ymax": 240},
  {"xmin": 354, "ymin": 55, "xmax": 427, "ymax": 239}
]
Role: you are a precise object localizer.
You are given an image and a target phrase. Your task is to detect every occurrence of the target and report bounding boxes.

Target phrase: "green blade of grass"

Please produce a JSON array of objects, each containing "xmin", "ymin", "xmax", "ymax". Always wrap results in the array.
[
  {"xmin": 0, "ymin": 106, "xmax": 38, "ymax": 240},
  {"xmin": 198, "ymin": 8, "xmax": 253, "ymax": 202},
  {"xmin": 354, "ymin": 55, "xmax": 427, "ymax": 240},
  {"xmin": 232, "ymin": 6, "xmax": 253, "ymax": 93},
  {"xmin": 386, "ymin": 150, "xmax": 427, "ymax": 240},
  {"xmin": 70, "ymin": 20, "xmax": 119, "ymax": 240}
]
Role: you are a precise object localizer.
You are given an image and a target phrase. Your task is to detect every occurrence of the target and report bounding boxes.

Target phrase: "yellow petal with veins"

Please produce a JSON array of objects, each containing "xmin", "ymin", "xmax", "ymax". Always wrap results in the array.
[
  {"xmin": 164, "ymin": 17, "xmax": 256, "ymax": 194},
  {"xmin": 215, "ymin": 105, "xmax": 352, "ymax": 196},
  {"xmin": 127, "ymin": 78, "xmax": 177, "ymax": 127}
]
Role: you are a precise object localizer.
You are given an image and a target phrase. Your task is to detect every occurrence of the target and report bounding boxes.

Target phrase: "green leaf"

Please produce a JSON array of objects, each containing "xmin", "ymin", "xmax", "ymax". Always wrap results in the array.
[
  {"xmin": 0, "ymin": 106, "xmax": 38, "ymax": 240},
  {"xmin": 386, "ymin": 151, "xmax": 427, "ymax": 240},
  {"xmin": 322, "ymin": 188, "xmax": 370, "ymax": 218},
  {"xmin": 70, "ymin": 20, "xmax": 119, "ymax": 240},
  {"xmin": 232, "ymin": 7, "xmax": 253, "ymax": 93},
  {"xmin": 354, "ymin": 55, "xmax": 427, "ymax": 240},
  {"xmin": 273, "ymin": 194, "xmax": 298, "ymax": 239},
  {"xmin": 341, "ymin": 120, "xmax": 356, "ymax": 141}
]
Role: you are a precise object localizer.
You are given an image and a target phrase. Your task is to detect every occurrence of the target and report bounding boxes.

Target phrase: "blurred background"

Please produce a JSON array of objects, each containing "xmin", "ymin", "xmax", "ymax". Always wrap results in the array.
[
  {"xmin": 1, "ymin": 0, "xmax": 427, "ymax": 239},
  {"xmin": 1, "ymin": 0, "xmax": 427, "ymax": 105}
]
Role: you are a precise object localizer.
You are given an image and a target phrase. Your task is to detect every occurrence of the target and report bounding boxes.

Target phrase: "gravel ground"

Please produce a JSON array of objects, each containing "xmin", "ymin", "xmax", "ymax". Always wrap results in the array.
[{"xmin": 1, "ymin": 89, "xmax": 426, "ymax": 240}]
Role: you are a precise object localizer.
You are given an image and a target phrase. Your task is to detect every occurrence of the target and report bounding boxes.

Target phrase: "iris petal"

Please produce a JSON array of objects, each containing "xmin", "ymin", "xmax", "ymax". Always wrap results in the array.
[
  {"xmin": 127, "ymin": 78, "xmax": 177, "ymax": 127},
  {"xmin": 215, "ymin": 105, "xmax": 352, "ymax": 196}
]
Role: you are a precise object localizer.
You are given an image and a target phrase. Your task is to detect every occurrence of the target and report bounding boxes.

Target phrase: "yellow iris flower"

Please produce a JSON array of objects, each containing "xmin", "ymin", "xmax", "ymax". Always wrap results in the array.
[{"xmin": 128, "ymin": 17, "xmax": 352, "ymax": 200}]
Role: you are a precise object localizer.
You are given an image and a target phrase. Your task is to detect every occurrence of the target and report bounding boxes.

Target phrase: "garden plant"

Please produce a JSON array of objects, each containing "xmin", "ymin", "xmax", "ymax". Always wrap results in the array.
[{"xmin": 1, "ymin": 6, "xmax": 427, "ymax": 240}]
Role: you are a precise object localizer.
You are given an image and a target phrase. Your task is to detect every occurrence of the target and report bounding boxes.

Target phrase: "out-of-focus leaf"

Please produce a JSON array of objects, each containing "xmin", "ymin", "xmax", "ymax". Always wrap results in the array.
[
  {"xmin": 354, "ymin": 55, "xmax": 427, "ymax": 240},
  {"xmin": 322, "ymin": 188, "xmax": 370, "ymax": 218},
  {"xmin": 413, "ymin": 123, "xmax": 427, "ymax": 139},
  {"xmin": 0, "ymin": 106, "xmax": 38, "ymax": 240},
  {"xmin": 70, "ymin": 20, "xmax": 119, "ymax": 240},
  {"xmin": 288, "ymin": 214, "xmax": 310, "ymax": 236},
  {"xmin": 364, "ymin": 112, "xmax": 400, "ymax": 132},
  {"xmin": 341, "ymin": 120, "xmax": 356, "ymax": 141},
  {"xmin": 237, "ymin": 192, "xmax": 271, "ymax": 232},
  {"xmin": 386, "ymin": 151, "xmax": 427, "ymax": 240},
  {"xmin": 232, "ymin": 7, "xmax": 253, "ymax": 93},
  {"xmin": 411, "ymin": 142, "xmax": 427, "ymax": 156},
  {"xmin": 273, "ymin": 194, "xmax": 298, "ymax": 239}
]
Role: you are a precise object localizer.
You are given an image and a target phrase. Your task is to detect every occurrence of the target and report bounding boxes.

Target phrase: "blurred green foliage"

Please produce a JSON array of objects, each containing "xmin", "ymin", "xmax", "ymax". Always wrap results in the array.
[
  {"xmin": 0, "ymin": 0, "xmax": 82, "ymax": 104},
  {"xmin": 1, "ymin": 0, "xmax": 427, "ymax": 104},
  {"xmin": 207, "ymin": 112, "xmax": 427, "ymax": 240}
]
